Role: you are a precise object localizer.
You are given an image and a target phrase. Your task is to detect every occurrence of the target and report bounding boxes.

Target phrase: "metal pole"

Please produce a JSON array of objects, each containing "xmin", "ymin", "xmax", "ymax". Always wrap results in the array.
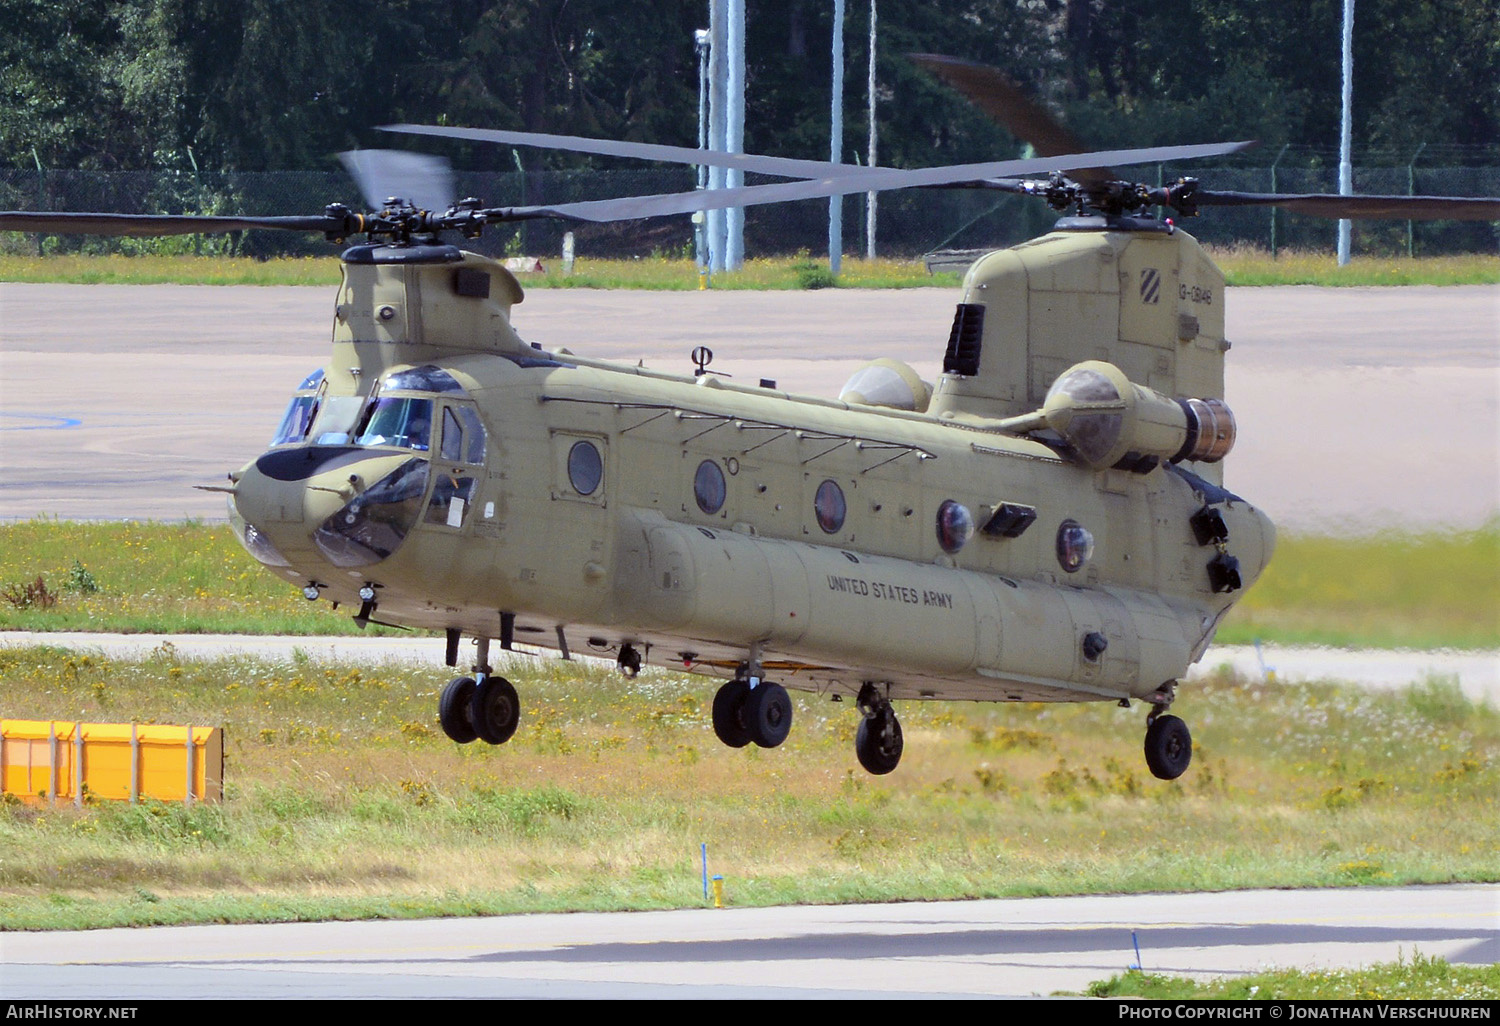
[
  {"xmin": 185, "ymin": 725, "xmax": 194, "ymax": 807},
  {"xmin": 865, "ymin": 0, "xmax": 878, "ymax": 262},
  {"xmin": 1337, "ymin": 0, "xmax": 1355, "ymax": 265},
  {"xmin": 829, "ymin": 0, "xmax": 846, "ymax": 276},
  {"xmin": 1270, "ymin": 143, "xmax": 1289, "ymax": 259},
  {"xmin": 1406, "ymin": 142, "xmax": 1426, "ymax": 258},
  {"xmin": 707, "ymin": 0, "xmax": 728, "ymax": 273},
  {"xmin": 130, "ymin": 723, "xmax": 139, "ymax": 804},
  {"xmin": 726, "ymin": 0, "xmax": 745, "ymax": 269},
  {"xmin": 48, "ymin": 723, "xmax": 57, "ymax": 807},
  {"xmin": 695, "ymin": 28, "xmax": 710, "ymax": 271}
]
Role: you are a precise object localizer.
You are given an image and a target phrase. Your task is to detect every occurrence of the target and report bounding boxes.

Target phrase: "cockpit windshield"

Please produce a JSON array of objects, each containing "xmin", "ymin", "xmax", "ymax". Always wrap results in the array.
[{"xmin": 354, "ymin": 396, "xmax": 433, "ymax": 451}]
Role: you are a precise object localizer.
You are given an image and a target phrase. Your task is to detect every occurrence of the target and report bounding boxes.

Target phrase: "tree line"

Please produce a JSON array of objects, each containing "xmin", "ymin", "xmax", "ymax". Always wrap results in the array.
[{"xmin": 2, "ymin": 0, "xmax": 1495, "ymax": 177}]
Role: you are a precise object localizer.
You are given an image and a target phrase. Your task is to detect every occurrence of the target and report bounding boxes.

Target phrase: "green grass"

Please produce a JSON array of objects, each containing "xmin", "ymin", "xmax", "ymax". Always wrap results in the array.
[
  {"xmin": 1, "ymin": 249, "xmax": 1495, "ymax": 288},
  {"xmin": 1082, "ymin": 952, "xmax": 1500, "ymax": 999},
  {"xmin": 0, "ymin": 650, "xmax": 1495, "ymax": 931},
  {"xmin": 1216, "ymin": 523, "xmax": 1500, "ymax": 650},
  {"xmin": 3, "ymin": 521, "xmax": 1496, "ymax": 649}
]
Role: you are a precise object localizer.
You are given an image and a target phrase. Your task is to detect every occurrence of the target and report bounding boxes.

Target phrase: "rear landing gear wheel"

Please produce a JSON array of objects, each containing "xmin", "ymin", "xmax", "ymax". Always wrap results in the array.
[
  {"xmin": 855, "ymin": 710, "xmax": 903, "ymax": 775},
  {"xmin": 471, "ymin": 675, "xmax": 520, "ymax": 745},
  {"xmin": 438, "ymin": 676, "xmax": 478, "ymax": 744},
  {"xmin": 712, "ymin": 679, "xmax": 752, "ymax": 748},
  {"xmin": 1144, "ymin": 714, "xmax": 1192, "ymax": 780},
  {"xmin": 745, "ymin": 682, "xmax": 793, "ymax": 749}
]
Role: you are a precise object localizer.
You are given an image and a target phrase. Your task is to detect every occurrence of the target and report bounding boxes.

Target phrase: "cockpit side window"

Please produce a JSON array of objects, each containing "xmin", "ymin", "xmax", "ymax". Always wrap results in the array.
[
  {"xmin": 354, "ymin": 396, "xmax": 433, "ymax": 452},
  {"xmin": 270, "ymin": 369, "xmax": 326, "ymax": 446},
  {"xmin": 438, "ymin": 405, "xmax": 487, "ymax": 465}
]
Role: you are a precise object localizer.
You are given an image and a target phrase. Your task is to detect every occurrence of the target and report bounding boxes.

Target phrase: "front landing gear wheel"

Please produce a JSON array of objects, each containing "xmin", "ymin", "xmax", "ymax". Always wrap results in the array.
[
  {"xmin": 438, "ymin": 676, "xmax": 478, "ymax": 744},
  {"xmin": 471, "ymin": 675, "xmax": 520, "ymax": 745},
  {"xmin": 1144, "ymin": 714, "xmax": 1192, "ymax": 780},
  {"xmin": 712, "ymin": 679, "xmax": 752, "ymax": 748},
  {"xmin": 745, "ymin": 683, "xmax": 793, "ymax": 749},
  {"xmin": 855, "ymin": 710, "xmax": 903, "ymax": 775}
]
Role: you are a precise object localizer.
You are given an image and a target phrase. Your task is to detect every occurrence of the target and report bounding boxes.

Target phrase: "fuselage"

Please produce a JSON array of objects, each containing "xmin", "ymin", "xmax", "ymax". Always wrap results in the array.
[{"xmin": 229, "ymin": 231, "xmax": 1274, "ymax": 706}]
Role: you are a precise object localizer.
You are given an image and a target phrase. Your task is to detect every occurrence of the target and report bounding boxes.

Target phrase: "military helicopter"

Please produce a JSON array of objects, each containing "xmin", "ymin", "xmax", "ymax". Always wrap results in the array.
[{"xmin": 4, "ymin": 55, "xmax": 1495, "ymax": 781}]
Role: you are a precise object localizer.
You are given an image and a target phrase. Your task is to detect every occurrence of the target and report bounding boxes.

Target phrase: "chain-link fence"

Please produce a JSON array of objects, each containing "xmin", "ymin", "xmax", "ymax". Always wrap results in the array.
[{"xmin": 2, "ymin": 164, "xmax": 1495, "ymax": 259}]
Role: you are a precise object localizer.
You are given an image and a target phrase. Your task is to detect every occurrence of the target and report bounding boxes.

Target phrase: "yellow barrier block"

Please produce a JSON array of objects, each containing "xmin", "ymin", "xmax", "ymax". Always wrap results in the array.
[{"xmin": 0, "ymin": 719, "xmax": 223, "ymax": 806}]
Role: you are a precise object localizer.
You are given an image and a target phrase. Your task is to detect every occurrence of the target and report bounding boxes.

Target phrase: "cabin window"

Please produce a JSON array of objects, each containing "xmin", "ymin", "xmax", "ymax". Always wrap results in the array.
[
  {"xmin": 384, "ymin": 365, "xmax": 465, "ymax": 393},
  {"xmin": 426, "ymin": 474, "xmax": 477, "ymax": 527},
  {"xmin": 310, "ymin": 394, "xmax": 366, "ymax": 445},
  {"xmin": 568, "ymin": 440, "xmax": 603, "ymax": 496},
  {"xmin": 354, "ymin": 397, "xmax": 433, "ymax": 452},
  {"xmin": 936, "ymin": 500, "xmax": 975, "ymax": 554},
  {"xmin": 1056, "ymin": 519, "xmax": 1095, "ymax": 573},
  {"xmin": 694, "ymin": 460, "xmax": 727, "ymax": 515},
  {"xmin": 814, "ymin": 479, "xmax": 846, "ymax": 534}
]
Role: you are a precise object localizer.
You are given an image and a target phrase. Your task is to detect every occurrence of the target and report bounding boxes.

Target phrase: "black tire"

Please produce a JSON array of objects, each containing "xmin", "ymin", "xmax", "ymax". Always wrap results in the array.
[
  {"xmin": 711, "ymin": 679, "xmax": 752, "ymax": 748},
  {"xmin": 855, "ymin": 711, "xmax": 903, "ymax": 775},
  {"xmin": 745, "ymin": 682, "xmax": 793, "ymax": 749},
  {"xmin": 471, "ymin": 675, "xmax": 520, "ymax": 745},
  {"xmin": 1144, "ymin": 714, "xmax": 1192, "ymax": 780},
  {"xmin": 438, "ymin": 676, "xmax": 478, "ymax": 744}
]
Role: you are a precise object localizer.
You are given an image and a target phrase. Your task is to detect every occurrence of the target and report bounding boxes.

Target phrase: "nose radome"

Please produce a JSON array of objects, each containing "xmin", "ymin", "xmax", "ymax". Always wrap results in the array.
[{"xmin": 232, "ymin": 450, "xmax": 417, "ymax": 566}]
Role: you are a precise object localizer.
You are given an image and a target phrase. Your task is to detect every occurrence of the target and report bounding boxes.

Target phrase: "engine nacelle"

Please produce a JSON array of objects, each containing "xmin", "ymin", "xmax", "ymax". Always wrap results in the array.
[{"xmin": 1042, "ymin": 360, "xmax": 1235, "ymax": 471}]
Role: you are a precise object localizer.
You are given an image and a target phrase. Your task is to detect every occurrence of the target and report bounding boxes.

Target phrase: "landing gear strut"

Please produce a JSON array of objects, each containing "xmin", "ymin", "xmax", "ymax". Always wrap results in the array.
[
  {"xmin": 854, "ymin": 683, "xmax": 903, "ymax": 775},
  {"xmin": 436, "ymin": 634, "xmax": 521, "ymax": 747},
  {"xmin": 1143, "ymin": 684, "xmax": 1191, "ymax": 780},
  {"xmin": 711, "ymin": 678, "xmax": 793, "ymax": 749}
]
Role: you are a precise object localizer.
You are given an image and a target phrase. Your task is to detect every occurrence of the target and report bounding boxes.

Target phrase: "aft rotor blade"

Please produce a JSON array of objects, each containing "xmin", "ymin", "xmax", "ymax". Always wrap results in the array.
[
  {"xmin": 1196, "ymin": 191, "xmax": 1500, "ymax": 221},
  {"xmin": 0, "ymin": 211, "xmax": 345, "ymax": 237},
  {"xmin": 501, "ymin": 140, "xmax": 1254, "ymax": 223},
  {"xmin": 338, "ymin": 149, "xmax": 454, "ymax": 212},
  {"xmin": 908, "ymin": 52, "xmax": 1111, "ymax": 184},
  {"xmin": 382, "ymin": 123, "xmax": 875, "ymax": 180}
]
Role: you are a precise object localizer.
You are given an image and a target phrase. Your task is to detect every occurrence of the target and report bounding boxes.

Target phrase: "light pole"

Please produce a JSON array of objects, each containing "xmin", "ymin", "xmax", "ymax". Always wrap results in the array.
[{"xmin": 695, "ymin": 28, "xmax": 710, "ymax": 274}]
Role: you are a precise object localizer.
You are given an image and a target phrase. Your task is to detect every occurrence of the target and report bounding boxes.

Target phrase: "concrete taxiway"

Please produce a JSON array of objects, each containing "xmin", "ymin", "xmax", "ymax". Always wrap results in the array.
[{"xmin": 4, "ymin": 886, "xmax": 1496, "ymax": 999}]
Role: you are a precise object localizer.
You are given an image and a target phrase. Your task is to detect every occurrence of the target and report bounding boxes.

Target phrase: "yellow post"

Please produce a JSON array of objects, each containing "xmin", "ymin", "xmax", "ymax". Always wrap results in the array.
[{"xmin": 711, "ymin": 874, "xmax": 724, "ymax": 909}]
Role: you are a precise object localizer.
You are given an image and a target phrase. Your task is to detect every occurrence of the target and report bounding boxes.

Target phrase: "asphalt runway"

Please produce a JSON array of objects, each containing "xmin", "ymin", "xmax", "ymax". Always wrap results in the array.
[
  {"xmin": 4, "ymin": 886, "xmax": 1496, "ymax": 999},
  {"xmin": 2, "ymin": 281, "xmax": 1496, "ymax": 529}
]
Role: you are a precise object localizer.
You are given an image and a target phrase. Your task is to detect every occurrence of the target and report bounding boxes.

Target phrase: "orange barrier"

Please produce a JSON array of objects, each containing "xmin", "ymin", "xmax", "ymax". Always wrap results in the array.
[{"xmin": 0, "ymin": 720, "xmax": 223, "ymax": 806}]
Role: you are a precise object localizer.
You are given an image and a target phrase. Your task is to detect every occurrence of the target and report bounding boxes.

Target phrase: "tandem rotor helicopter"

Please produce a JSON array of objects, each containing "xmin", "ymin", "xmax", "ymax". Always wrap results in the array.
[{"xmin": 5, "ymin": 55, "xmax": 1497, "ymax": 780}]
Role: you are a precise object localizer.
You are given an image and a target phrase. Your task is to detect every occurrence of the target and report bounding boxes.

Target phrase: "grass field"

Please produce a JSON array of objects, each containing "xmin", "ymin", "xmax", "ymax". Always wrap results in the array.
[
  {"xmin": 1, "ymin": 248, "xmax": 1495, "ymax": 288},
  {"xmin": 1082, "ymin": 953, "xmax": 1500, "ymax": 999},
  {"xmin": 2, "ymin": 520, "xmax": 1496, "ymax": 650},
  {"xmin": 0, "ymin": 647, "xmax": 1495, "ymax": 932}
]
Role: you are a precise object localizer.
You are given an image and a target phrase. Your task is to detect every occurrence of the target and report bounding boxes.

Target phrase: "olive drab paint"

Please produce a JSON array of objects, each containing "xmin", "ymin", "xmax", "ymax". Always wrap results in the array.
[{"xmin": 226, "ymin": 223, "xmax": 1273, "ymax": 778}]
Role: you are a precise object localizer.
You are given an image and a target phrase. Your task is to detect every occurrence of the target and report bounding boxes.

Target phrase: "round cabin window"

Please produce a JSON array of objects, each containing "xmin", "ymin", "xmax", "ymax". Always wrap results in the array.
[
  {"xmin": 1056, "ymin": 519, "xmax": 1095, "ymax": 573},
  {"xmin": 815, "ymin": 480, "xmax": 846, "ymax": 534},
  {"xmin": 936, "ymin": 500, "xmax": 974, "ymax": 553},
  {"xmin": 567, "ymin": 440, "xmax": 603, "ymax": 496},
  {"xmin": 694, "ymin": 459, "xmax": 727, "ymax": 514}
]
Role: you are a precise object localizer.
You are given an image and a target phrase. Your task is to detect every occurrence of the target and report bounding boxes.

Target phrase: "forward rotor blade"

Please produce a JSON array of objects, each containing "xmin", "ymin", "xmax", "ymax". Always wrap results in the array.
[
  {"xmin": 908, "ymin": 52, "xmax": 1111, "ymax": 184},
  {"xmin": 1195, "ymin": 190, "xmax": 1500, "ymax": 221},
  {"xmin": 382, "ymin": 123, "xmax": 875, "ymax": 180},
  {"xmin": 0, "ymin": 211, "xmax": 344, "ymax": 237},
  {"xmin": 502, "ymin": 140, "xmax": 1254, "ymax": 224},
  {"xmin": 338, "ymin": 149, "xmax": 453, "ymax": 212}
]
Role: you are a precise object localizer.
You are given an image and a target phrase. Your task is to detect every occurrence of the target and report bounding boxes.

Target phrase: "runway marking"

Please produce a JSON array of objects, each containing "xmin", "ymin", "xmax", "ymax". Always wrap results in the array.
[{"xmin": 0, "ymin": 412, "xmax": 82, "ymax": 430}]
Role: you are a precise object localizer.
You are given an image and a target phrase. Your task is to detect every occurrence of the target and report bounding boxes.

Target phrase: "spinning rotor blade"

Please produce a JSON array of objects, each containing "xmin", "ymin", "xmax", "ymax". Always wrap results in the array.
[
  {"xmin": 1193, "ymin": 190, "xmax": 1500, "ymax": 221},
  {"xmin": 908, "ymin": 52, "xmax": 1112, "ymax": 184},
  {"xmin": 382, "ymin": 124, "xmax": 875, "ymax": 180},
  {"xmin": 512, "ymin": 140, "xmax": 1254, "ymax": 223},
  {"xmin": 338, "ymin": 149, "xmax": 454, "ymax": 212},
  {"xmin": 0, "ymin": 211, "xmax": 345, "ymax": 237}
]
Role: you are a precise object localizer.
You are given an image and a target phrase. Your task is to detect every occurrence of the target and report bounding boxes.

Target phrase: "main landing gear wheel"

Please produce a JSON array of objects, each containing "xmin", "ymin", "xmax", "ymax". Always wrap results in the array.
[
  {"xmin": 438, "ymin": 676, "xmax": 478, "ymax": 744},
  {"xmin": 855, "ymin": 710, "xmax": 903, "ymax": 775},
  {"xmin": 471, "ymin": 675, "xmax": 520, "ymax": 746},
  {"xmin": 1144, "ymin": 714, "xmax": 1192, "ymax": 780},
  {"xmin": 745, "ymin": 682, "xmax": 792, "ymax": 749},
  {"xmin": 712, "ymin": 679, "xmax": 752, "ymax": 748}
]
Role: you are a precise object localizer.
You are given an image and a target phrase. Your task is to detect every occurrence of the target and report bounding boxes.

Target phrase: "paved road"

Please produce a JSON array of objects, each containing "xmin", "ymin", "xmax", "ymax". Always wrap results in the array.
[
  {"xmin": 1, "ymin": 282, "xmax": 1495, "ymax": 528},
  {"xmin": 3, "ymin": 886, "xmax": 1496, "ymax": 999}
]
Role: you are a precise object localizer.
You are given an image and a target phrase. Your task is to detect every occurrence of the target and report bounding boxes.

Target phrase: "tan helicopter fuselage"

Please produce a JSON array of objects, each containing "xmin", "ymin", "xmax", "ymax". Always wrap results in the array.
[{"xmin": 229, "ymin": 223, "xmax": 1274, "ymax": 706}]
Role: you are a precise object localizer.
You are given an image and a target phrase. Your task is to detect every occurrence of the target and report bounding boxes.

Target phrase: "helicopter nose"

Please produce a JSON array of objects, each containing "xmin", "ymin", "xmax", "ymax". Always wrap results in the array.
[{"xmin": 230, "ymin": 447, "xmax": 415, "ymax": 568}]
